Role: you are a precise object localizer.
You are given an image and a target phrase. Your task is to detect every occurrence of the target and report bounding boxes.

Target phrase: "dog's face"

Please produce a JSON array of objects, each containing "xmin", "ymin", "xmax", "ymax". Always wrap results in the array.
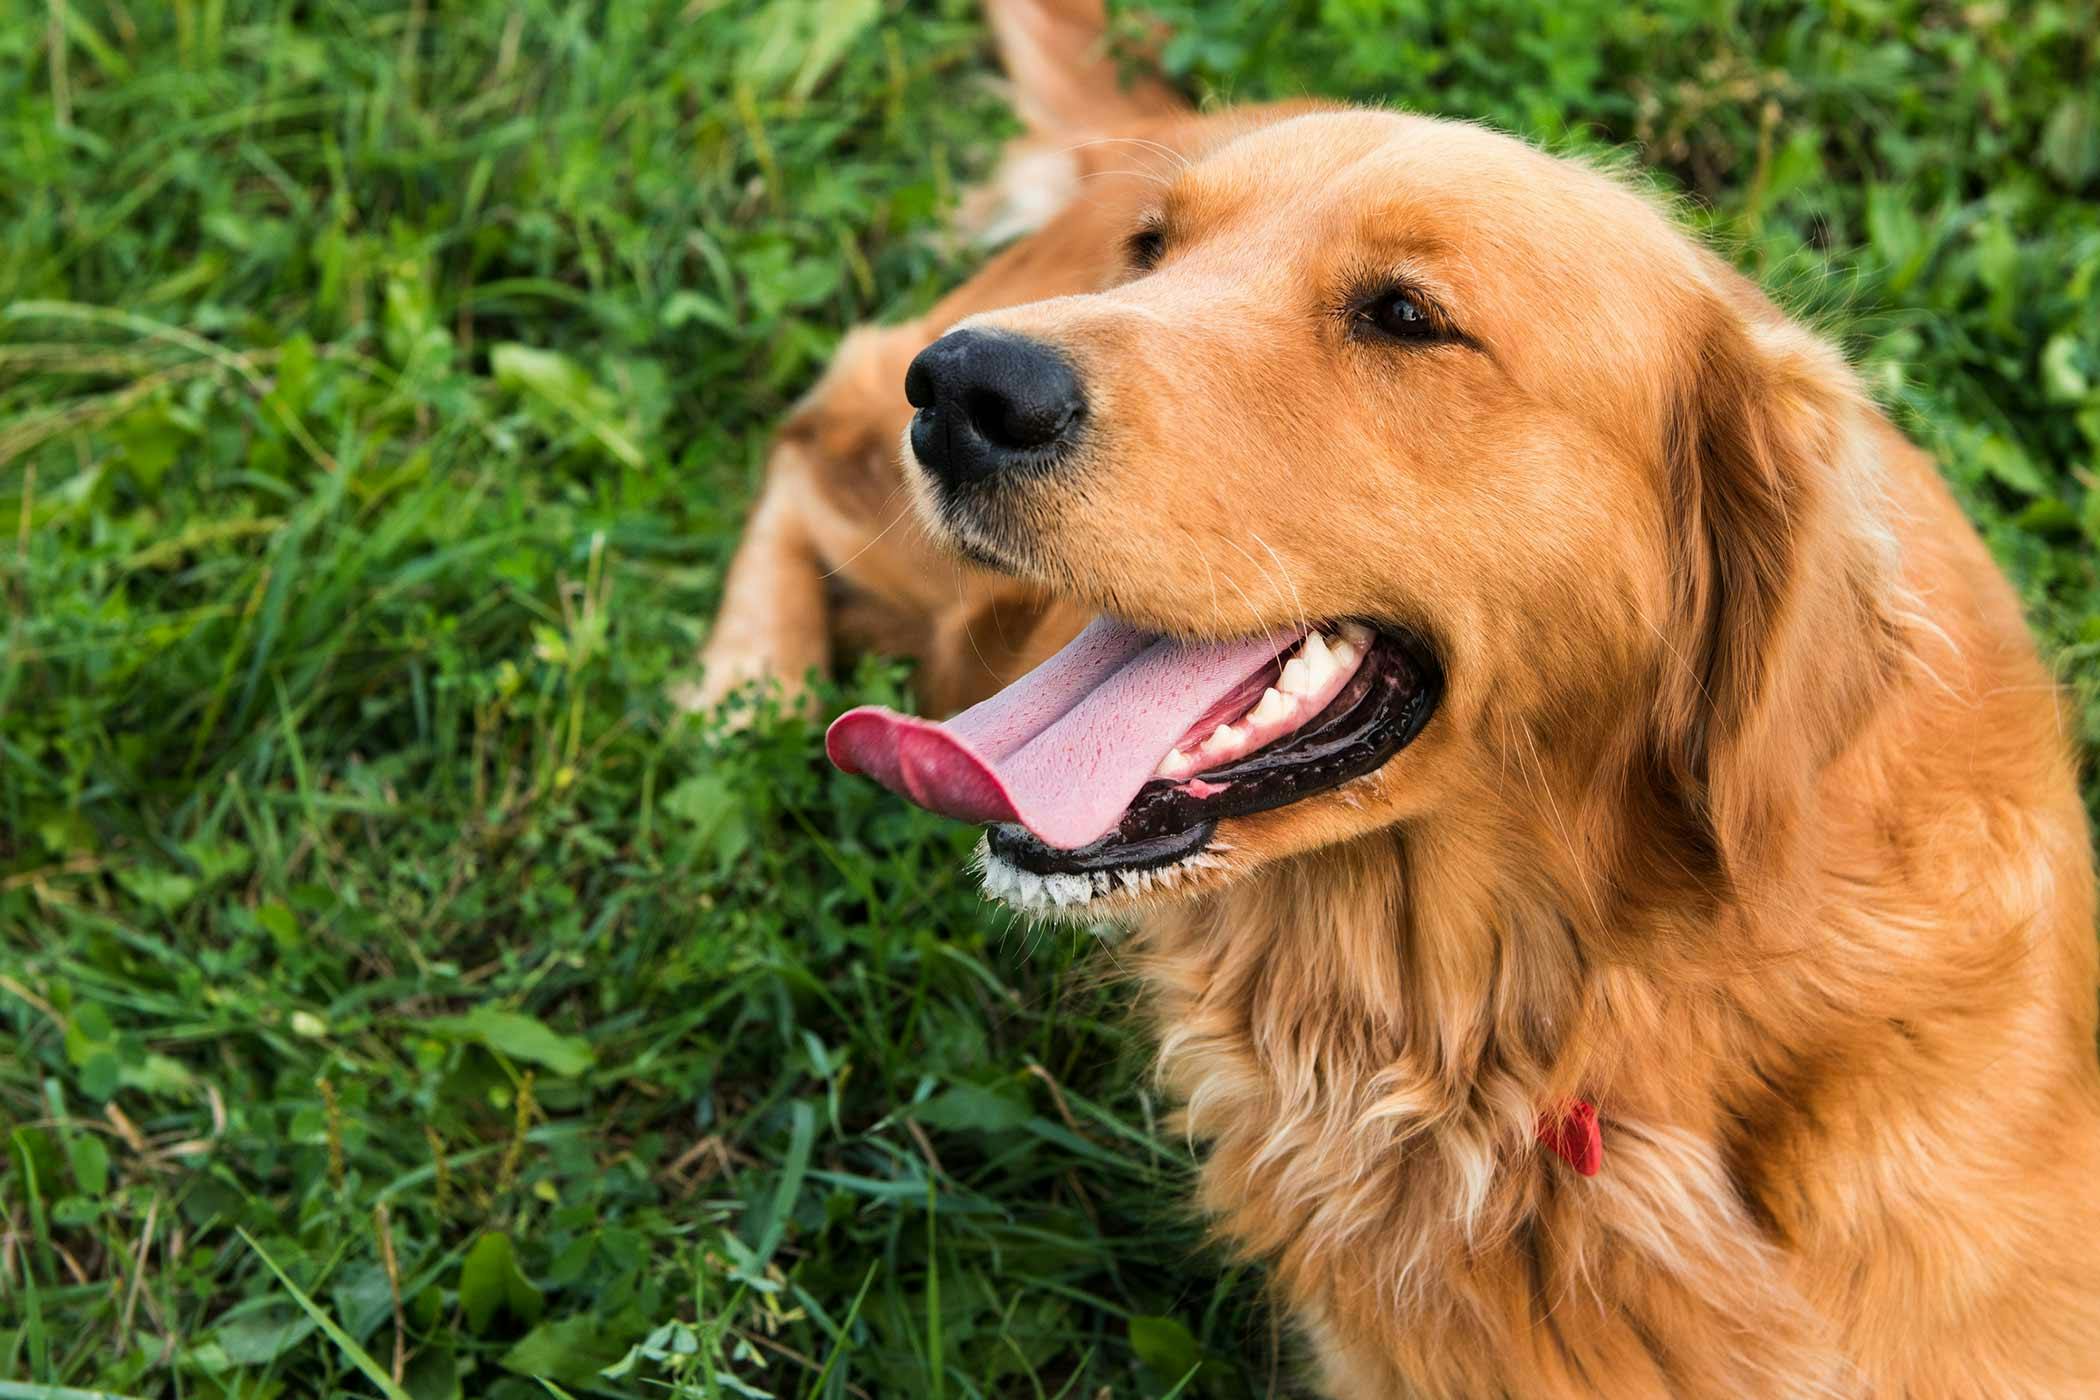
[
  {"xmin": 770, "ymin": 108, "xmax": 1312, "ymax": 659},
  {"xmin": 836, "ymin": 108, "xmax": 1885, "ymax": 912}
]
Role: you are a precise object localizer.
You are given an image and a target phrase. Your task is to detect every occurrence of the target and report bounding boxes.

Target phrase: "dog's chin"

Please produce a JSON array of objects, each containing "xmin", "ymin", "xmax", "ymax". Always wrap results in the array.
[
  {"xmin": 973, "ymin": 791, "xmax": 1373, "ymax": 917},
  {"xmin": 900, "ymin": 442, "xmax": 1049, "ymax": 583},
  {"xmin": 973, "ymin": 826, "xmax": 1236, "ymax": 916}
]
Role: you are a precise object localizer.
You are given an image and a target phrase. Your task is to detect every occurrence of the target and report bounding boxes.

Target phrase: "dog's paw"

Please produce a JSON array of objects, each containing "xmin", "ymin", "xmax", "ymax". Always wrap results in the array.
[{"xmin": 670, "ymin": 649, "xmax": 815, "ymax": 727}]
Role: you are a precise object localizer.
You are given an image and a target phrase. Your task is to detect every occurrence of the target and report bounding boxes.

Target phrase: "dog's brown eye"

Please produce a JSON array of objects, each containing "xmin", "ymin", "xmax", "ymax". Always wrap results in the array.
[
  {"xmin": 1355, "ymin": 289, "xmax": 1454, "ymax": 345},
  {"xmin": 1126, "ymin": 226, "xmax": 1166, "ymax": 271}
]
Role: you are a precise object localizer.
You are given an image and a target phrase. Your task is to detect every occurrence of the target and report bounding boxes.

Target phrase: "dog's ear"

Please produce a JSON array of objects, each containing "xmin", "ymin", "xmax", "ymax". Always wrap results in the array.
[
  {"xmin": 983, "ymin": 0, "xmax": 1184, "ymax": 136},
  {"xmin": 957, "ymin": 0, "xmax": 1188, "ymax": 249},
  {"xmin": 1647, "ymin": 277, "xmax": 1904, "ymax": 897}
]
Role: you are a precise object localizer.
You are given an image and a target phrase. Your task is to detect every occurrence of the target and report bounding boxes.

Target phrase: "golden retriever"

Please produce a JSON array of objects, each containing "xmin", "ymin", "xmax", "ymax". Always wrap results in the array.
[{"xmin": 697, "ymin": 3, "xmax": 2100, "ymax": 1394}]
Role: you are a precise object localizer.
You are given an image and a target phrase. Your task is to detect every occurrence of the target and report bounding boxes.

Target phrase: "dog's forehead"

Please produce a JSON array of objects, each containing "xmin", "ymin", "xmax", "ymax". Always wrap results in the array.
[
  {"xmin": 1154, "ymin": 110, "xmax": 1703, "ymax": 359},
  {"xmin": 1170, "ymin": 114, "xmax": 1524, "ymax": 223},
  {"xmin": 1168, "ymin": 112, "xmax": 1675, "ymax": 279}
]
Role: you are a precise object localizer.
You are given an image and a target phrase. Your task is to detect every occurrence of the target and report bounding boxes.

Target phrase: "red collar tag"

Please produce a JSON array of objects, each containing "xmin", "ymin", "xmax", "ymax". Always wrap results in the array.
[{"xmin": 1537, "ymin": 1099, "xmax": 1602, "ymax": 1176}]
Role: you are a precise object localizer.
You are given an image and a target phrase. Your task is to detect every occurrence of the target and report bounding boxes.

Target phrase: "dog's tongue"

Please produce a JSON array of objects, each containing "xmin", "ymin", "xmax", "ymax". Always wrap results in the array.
[{"xmin": 827, "ymin": 617, "xmax": 1297, "ymax": 850}]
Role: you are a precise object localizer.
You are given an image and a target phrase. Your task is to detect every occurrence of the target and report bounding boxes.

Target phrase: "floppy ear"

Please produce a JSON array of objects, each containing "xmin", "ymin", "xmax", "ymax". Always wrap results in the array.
[
  {"xmin": 1649, "ymin": 281, "xmax": 1905, "ymax": 896},
  {"xmin": 957, "ymin": 0, "xmax": 1188, "ymax": 248},
  {"xmin": 982, "ymin": 0, "xmax": 1184, "ymax": 136}
]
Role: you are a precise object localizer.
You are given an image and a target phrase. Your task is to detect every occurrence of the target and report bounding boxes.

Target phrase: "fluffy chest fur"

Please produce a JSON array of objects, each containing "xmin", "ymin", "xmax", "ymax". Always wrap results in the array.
[
  {"xmin": 1133, "ymin": 751, "xmax": 2100, "ymax": 1399},
  {"xmin": 1136, "ymin": 844, "xmax": 1843, "ymax": 1397}
]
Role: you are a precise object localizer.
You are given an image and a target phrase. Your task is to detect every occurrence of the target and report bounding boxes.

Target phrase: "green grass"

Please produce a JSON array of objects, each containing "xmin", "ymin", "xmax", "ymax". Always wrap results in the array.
[{"xmin": 0, "ymin": 2, "xmax": 2094, "ymax": 1397}]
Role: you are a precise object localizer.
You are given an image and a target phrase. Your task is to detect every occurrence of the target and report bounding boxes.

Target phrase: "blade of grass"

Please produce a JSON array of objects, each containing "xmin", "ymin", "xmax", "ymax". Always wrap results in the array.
[
  {"xmin": 925, "ymin": 1170, "xmax": 943, "ymax": 1400},
  {"xmin": 745, "ymin": 1098, "xmax": 816, "ymax": 1283},
  {"xmin": 808, "ymin": 1260, "xmax": 880, "ymax": 1398},
  {"xmin": 235, "ymin": 1227, "xmax": 415, "ymax": 1400}
]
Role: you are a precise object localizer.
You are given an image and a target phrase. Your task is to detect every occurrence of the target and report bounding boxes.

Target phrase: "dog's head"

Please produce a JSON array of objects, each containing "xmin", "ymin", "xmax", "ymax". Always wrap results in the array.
[{"xmin": 834, "ymin": 80, "xmax": 1899, "ymax": 920}]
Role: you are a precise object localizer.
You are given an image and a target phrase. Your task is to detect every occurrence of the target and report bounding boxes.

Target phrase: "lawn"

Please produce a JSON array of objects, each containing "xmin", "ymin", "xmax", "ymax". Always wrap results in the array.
[{"xmin": 0, "ymin": 2, "xmax": 2094, "ymax": 1397}]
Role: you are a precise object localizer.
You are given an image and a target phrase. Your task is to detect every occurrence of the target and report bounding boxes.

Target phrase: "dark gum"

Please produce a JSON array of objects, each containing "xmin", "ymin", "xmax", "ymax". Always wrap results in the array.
[{"xmin": 986, "ymin": 628, "xmax": 1444, "ymax": 878}]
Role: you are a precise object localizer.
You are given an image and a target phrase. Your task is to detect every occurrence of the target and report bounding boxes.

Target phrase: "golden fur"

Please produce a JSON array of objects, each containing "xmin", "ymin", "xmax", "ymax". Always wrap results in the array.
[{"xmin": 695, "ymin": 5, "xmax": 2100, "ymax": 1393}]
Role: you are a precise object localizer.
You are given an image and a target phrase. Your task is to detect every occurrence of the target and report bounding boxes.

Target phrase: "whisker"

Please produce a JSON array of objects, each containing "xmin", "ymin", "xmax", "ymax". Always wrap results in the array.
[
  {"xmin": 1073, "ymin": 167, "xmax": 1176, "ymax": 192},
  {"xmin": 1199, "ymin": 549, "xmax": 1227, "ymax": 641},
  {"xmin": 1250, "ymin": 530, "xmax": 1313, "ymax": 638},
  {"xmin": 955, "ymin": 561, "xmax": 996, "ymax": 689},
  {"xmin": 1218, "ymin": 535, "xmax": 1301, "ymax": 640},
  {"xmin": 820, "ymin": 477, "xmax": 916, "ymax": 580},
  {"xmin": 1209, "ymin": 549, "xmax": 1268, "ymax": 639},
  {"xmin": 1058, "ymin": 134, "xmax": 1193, "ymax": 175}
]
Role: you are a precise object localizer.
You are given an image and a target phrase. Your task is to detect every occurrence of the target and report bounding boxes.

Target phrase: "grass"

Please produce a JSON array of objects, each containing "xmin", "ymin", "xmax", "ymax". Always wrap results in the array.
[{"xmin": 0, "ymin": 1, "xmax": 2094, "ymax": 1397}]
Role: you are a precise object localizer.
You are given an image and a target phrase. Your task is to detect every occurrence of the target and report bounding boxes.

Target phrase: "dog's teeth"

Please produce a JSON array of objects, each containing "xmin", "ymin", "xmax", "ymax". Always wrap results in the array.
[
  {"xmin": 1156, "ymin": 747, "xmax": 1194, "ymax": 779},
  {"xmin": 1210, "ymin": 723, "xmax": 1240, "ymax": 749},
  {"xmin": 1301, "ymin": 636, "xmax": 1338, "ymax": 689},
  {"xmin": 1329, "ymin": 639, "xmax": 1357, "ymax": 668},
  {"xmin": 1249, "ymin": 687, "xmax": 1290, "ymax": 725},
  {"xmin": 1279, "ymin": 657, "xmax": 1312, "ymax": 694},
  {"xmin": 1339, "ymin": 621, "xmax": 1373, "ymax": 648}
]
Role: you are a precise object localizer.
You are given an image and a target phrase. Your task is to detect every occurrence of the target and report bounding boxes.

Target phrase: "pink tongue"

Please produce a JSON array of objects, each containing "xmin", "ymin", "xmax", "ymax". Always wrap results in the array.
[{"xmin": 826, "ymin": 617, "xmax": 1297, "ymax": 849}]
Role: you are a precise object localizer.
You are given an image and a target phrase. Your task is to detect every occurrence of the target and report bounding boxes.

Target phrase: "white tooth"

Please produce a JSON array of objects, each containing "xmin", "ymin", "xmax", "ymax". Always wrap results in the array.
[
  {"xmin": 1303, "ymin": 641, "xmax": 1338, "ymax": 691},
  {"xmin": 1209, "ymin": 723, "xmax": 1240, "ymax": 749},
  {"xmin": 1329, "ymin": 640, "xmax": 1357, "ymax": 669},
  {"xmin": 1302, "ymin": 631, "xmax": 1332, "ymax": 664},
  {"xmin": 1156, "ymin": 747, "xmax": 1194, "ymax": 779},
  {"xmin": 1249, "ymin": 687, "xmax": 1290, "ymax": 725},
  {"xmin": 1280, "ymin": 657, "xmax": 1311, "ymax": 694}
]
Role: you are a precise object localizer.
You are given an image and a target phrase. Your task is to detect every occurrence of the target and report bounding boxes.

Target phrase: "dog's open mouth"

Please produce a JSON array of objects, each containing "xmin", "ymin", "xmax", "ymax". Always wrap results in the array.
[{"xmin": 826, "ymin": 616, "xmax": 1441, "ymax": 901}]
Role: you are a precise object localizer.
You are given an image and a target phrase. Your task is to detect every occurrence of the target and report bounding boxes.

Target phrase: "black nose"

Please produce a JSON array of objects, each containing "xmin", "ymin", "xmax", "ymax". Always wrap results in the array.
[{"xmin": 904, "ymin": 329, "xmax": 1085, "ymax": 491}]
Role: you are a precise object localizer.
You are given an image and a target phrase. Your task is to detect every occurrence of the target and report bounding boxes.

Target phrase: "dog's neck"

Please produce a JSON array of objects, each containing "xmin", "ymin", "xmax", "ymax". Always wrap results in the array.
[
  {"xmin": 1128, "ymin": 812, "xmax": 1859, "ymax": 1387},
  {"xmin": 1138, "ymin": 827, "xmax": 1603, "ymax": 1204}
]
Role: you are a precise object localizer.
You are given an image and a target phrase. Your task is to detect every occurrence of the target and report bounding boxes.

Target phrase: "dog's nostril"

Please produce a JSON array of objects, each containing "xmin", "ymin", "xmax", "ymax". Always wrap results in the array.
[
  {"xmin": 903, "ymin": 329, "xmax": 1086, "ymax": 487},
  {"xmin": 963, "ymin": 384, "xmax": 1078, "ymax": 451},
  {"xmin": 903, "ymin": 354, "xmax": 936, "ymax": 411}
]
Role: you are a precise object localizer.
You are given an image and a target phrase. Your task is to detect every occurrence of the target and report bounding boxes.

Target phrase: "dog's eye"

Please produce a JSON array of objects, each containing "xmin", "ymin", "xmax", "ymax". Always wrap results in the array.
[
  {"xmin": 1126, "ymin": 226, "xmax": 1166, "ymax": 272},
  {"xmin": 1353, "ymin": 289, "xmax": 1456, "ymax": 345}
]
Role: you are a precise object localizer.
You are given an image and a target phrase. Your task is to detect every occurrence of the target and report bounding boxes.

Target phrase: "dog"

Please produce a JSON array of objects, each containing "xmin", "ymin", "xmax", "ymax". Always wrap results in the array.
[{"xmin": 698, "ymin": 4, "xmax": 2100, "ymax": 1394}]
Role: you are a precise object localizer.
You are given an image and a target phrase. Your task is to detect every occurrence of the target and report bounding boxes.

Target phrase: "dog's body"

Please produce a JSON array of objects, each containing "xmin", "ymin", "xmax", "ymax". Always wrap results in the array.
[
  {"xmin": 697, "ymin": 5, "xmax": 2100, "ymax": 1394},
  {"xmin": 1135, "ymin": 414, "xmax": 2100, "ymax": 1396}
]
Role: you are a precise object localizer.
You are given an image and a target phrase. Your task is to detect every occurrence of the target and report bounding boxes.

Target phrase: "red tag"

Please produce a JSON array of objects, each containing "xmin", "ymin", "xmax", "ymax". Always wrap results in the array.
[{"xmin": 1536, "ymin": 1099, "xmax": 1601, "ymax": 1176}]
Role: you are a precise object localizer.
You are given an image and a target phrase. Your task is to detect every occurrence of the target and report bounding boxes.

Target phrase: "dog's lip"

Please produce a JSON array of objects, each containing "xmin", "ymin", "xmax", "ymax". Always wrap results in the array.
[{"xmin": 983, "ymin": 626, "xmax": 1442, "ymax": 881}]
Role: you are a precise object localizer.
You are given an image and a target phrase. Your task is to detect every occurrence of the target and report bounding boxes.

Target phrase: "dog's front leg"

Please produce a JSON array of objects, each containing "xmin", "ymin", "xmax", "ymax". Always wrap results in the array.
[{"xmin": 681, "ymin": 462, "xmax": 831, "ymax": 716}]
